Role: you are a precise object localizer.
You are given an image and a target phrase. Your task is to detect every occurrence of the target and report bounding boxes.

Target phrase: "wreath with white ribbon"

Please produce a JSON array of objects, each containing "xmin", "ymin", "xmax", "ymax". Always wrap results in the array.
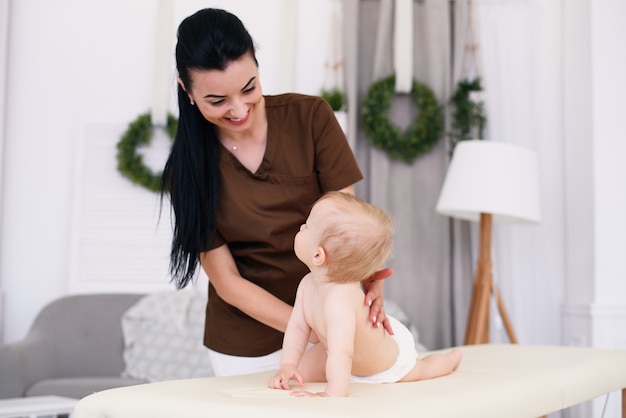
[
  {"xmin": 116, "ymin": 112, "xmax": 177, "ymax": 193},
  {"xmin": 361, "ymin": 75, "xmax": 442, "ymax": 163}
]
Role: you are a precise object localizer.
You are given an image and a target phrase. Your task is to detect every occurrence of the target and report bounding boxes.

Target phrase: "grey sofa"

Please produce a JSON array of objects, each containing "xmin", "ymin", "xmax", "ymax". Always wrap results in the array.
[{"xmin": 0, "ymin": 293, "xmax": 148, "ymax": 399}]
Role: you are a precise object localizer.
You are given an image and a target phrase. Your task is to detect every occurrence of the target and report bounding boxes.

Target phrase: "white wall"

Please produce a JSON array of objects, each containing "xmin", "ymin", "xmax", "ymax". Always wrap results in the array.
[
  {"xmin": 0, "ymin": 0, "xmax": 335, "ymax": 343},
  {"xmin": 561, "ymin": 0, "xmax": 626, "ymax": 416},
  {"xmin": 560, "ymin": 0, "xmax": 626, "ymax": 348}
]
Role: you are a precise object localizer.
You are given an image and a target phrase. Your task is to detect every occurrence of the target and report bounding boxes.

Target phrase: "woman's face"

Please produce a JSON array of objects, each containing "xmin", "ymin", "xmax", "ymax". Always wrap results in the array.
[{"xmin": 183, "ymin": 54, "xmax": 264, "ymax": 133}]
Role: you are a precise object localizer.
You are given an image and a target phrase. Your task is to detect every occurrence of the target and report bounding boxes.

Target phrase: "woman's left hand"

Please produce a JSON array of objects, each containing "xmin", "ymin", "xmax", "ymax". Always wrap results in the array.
[{"xmin": 362, "ymin": 268, "xmax": 394, "ymax": 335}]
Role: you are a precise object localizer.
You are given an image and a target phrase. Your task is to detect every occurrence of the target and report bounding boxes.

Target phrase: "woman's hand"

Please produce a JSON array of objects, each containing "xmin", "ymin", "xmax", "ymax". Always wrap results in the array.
[{"xmin": 362, "ymin": 268, "xmax": 394, "ymax": 335}]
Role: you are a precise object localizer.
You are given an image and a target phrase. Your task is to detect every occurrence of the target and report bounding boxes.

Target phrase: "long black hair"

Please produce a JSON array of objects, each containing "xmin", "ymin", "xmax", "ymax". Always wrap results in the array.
[{"xmin": 161, "ymin": 8, "xmax": 257, "ymax": 288}]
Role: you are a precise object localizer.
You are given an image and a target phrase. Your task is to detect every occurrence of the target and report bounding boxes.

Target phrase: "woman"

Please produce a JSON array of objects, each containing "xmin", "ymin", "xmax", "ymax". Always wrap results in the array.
[{"xmin": 162, "ymin": 8, "xmax": 391, "ymax": 377}]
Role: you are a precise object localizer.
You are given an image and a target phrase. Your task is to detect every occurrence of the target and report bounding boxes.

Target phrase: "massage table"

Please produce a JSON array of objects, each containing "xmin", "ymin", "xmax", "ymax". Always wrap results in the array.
[{"xmin": 73, "ymin": 344, "xmax": 626, "ymax": 418}]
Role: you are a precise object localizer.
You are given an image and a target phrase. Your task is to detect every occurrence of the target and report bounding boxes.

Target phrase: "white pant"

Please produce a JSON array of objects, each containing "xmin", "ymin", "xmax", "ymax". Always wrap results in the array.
[{"xmin": 207, "ymin": 348, "xmax": 283, "ymax": 377}]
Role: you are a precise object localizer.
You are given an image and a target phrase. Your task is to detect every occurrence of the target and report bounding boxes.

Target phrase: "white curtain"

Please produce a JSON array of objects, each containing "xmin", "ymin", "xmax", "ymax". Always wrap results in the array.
[
  {"xmin": 343, "ymin": 0, "xmax": 474, "ymax": 349},
  {"xmin": 0, "ymin": 0, "xmax": 11, "ymax": 344}
]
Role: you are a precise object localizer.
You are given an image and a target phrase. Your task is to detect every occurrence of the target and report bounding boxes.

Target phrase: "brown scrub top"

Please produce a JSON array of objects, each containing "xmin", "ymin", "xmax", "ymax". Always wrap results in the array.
[{"xmin": 204, "ymin": 93, "xmax": 363, "ymax": 357}]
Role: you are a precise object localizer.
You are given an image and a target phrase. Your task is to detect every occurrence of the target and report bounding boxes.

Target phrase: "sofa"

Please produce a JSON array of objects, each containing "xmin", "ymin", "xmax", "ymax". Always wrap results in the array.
[{"xmin": 0, "ymin": 293, "xmax": 147, "ymax": 399}]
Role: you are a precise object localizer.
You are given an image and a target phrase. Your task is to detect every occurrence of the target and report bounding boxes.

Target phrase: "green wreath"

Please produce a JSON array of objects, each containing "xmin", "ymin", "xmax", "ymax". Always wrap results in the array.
[
  {"xmin": 116, "ymin": 112, "xmax": 177, "ymax": 193},
  {"xmin": 361, "ymin": 75, "xmax": 442, "ymax": 163}
]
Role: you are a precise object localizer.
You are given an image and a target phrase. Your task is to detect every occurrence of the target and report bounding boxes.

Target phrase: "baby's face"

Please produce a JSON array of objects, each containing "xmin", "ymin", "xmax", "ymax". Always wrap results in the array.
[{"xmin": 294, "ymin": 199, "xmax": 335, "ymax": 266}]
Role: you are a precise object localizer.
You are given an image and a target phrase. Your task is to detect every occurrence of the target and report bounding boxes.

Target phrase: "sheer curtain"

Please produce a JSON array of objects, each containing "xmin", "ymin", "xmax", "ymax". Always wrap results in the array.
[
  {"xmin": 343, "ymin": 0, "xmax": 474, "ymax": 349},
  {"xmin": 0, "ymin": 0, "xmax": 10, "ymax": 344}
]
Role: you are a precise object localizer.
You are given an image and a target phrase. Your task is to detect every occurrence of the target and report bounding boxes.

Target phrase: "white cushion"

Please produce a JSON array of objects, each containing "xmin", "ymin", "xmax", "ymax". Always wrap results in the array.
[{"xmin": 121, "ymin": 290, "xmax": 214, "ymax": 381}]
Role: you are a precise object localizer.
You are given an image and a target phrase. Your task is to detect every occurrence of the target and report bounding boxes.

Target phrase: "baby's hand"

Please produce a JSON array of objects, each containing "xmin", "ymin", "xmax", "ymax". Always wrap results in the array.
[{"xmin": 267, "ymin": 367, "xmax": 304, "ymax": 390}]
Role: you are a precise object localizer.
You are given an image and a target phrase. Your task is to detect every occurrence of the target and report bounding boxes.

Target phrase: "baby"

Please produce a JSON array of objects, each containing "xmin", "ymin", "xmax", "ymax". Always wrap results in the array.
[{"xmin": 268, "ymin": 191, "xmax": 461, "ymax": 397}]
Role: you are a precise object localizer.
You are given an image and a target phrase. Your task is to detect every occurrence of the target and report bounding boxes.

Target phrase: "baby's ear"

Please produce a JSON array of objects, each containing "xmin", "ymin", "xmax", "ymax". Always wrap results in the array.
[{"xmin": 313, "ymin": 247, "xmax": 326, "ymax": 266}]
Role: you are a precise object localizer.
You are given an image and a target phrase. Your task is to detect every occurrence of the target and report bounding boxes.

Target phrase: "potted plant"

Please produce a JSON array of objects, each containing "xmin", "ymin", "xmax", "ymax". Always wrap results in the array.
[
  {"xmin": 448, "ymin": 77, "xmax": 487, "ymax": 154},
  {"xmin": 320, "ymin": 88, "xmax": 348, "ymax": 136}
]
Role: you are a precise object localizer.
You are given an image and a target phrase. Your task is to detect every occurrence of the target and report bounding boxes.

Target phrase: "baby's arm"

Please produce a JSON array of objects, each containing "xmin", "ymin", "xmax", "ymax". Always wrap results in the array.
[
  {"xmin": 321, "ymin": 291, "xmax": 356, "ymax": 397},
  {"xmin": 290, "ymin": 294, "xmax": 356, "ymax": 398},
  {"xmin": 268, "ymin": 284, "xmax": 310, "ymax": 390}
]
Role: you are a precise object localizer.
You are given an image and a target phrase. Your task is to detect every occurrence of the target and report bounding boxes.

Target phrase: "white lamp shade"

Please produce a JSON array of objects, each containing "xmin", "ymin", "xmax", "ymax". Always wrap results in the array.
[{"xmin": 436, "ymin": 140, "xmax": 541, "ymax": 224}]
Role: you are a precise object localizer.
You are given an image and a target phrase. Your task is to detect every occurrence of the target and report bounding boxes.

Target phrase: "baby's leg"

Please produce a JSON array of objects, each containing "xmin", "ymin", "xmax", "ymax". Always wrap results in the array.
[
  {"xmin": 297, "ymin": 343, "xmax": 328, "ymax": 382},
  {"xmin": 399, "ymin": 349, "xmax": 462, "ymax": 382}
]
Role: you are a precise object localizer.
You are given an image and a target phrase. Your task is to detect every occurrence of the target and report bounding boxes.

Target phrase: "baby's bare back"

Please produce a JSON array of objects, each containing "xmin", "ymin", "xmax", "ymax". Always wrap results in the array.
[
  {"xmin": 303, "ymin": 279, "xmax": 399, "ymax": 376},
  {"xmin": 350, "ymin": 304, "xmax": 399, "ymax": 376}
]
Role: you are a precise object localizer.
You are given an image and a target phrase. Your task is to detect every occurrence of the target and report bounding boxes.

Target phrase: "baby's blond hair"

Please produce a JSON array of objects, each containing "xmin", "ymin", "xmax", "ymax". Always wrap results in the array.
[{"xmin": 315, "ymin": 192, "xmax": 394, "ymax": 283}]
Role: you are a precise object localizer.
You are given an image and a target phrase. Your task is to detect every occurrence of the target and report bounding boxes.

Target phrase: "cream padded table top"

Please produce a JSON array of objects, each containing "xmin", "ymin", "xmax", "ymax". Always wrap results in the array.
[{"xmin": 73, "ymin": 344, "xmax": 626, "ymax": 418}]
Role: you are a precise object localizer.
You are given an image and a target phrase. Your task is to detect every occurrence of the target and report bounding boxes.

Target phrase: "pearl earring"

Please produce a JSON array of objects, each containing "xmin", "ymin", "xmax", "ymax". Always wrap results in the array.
[{"xmin": 190, "ymin": 99, "xmax": 195, "ymax": 106}]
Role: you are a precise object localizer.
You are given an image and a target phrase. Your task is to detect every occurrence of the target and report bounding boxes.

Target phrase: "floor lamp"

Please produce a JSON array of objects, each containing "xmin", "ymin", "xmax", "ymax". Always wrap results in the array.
[{"xmin": 436, "ymin": 140, "xmax": 541, "ymax": 345}]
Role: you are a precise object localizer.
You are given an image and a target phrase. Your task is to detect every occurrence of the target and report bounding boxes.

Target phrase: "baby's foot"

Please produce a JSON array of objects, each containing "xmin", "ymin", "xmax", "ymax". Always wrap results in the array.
[{"xmin": 448, "ymin": 349, "xmax": 463, "ymax": 371}]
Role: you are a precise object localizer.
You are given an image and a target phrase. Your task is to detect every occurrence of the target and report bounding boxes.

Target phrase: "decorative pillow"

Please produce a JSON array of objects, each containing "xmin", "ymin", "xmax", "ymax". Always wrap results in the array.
[{"xmin": 121, "ymin": 290, "xmax": 214, "ymax": 382}]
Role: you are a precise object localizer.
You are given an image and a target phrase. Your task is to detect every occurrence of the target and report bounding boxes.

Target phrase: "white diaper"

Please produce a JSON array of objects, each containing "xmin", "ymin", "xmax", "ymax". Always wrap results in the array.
[{"xmin": 349, "ymin": 316, "xmax": 418, "ymax": 384}]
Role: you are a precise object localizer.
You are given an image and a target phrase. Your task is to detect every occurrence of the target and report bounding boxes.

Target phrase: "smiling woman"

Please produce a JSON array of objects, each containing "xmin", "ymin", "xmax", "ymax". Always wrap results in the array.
[
  {"xmin": 181, "ymin": 59, "xmax": 267, "ymax": 173},
  {"xmin": 0, "ymin": 0, "xmax": 351, "ymax": 348},
  {"xmin": 159, "ymin": 7, "xmax": 390, "ymax": 379},
  {"xmin": 184, "ymin": 70, "xmax": 262, "ymax": 129}
]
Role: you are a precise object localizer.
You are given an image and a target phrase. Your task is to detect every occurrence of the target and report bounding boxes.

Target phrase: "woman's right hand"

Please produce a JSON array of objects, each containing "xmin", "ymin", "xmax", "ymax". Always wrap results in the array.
[{"xmin": 362, "ymin": 267, "xmax": 394, "ymax": 335}]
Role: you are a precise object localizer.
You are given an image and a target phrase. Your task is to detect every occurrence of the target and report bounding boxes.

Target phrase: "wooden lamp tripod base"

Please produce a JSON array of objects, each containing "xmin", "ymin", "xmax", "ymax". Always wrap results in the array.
[{"xmin": 464, "ymin": 213, "xmax": 519, "ymax": 345}]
